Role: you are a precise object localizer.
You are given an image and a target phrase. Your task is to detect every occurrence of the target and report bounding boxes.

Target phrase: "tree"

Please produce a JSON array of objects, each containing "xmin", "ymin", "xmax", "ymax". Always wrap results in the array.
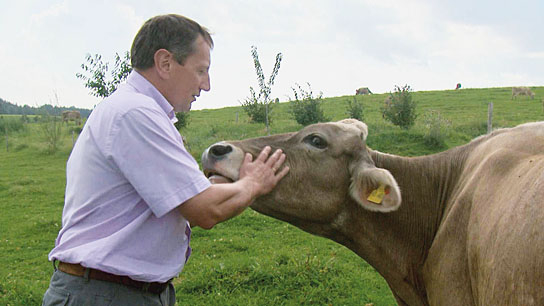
[
  {"xmin": 76, "ymin": 51, "xmax": 192, "ymax": 130},
  {"xmin": 241, "ymin": 46, "xmax": 282, "ymax": 135},
  {"xmin": 76, "ymin": 51, "xmax": 132, "ymax": 99}
]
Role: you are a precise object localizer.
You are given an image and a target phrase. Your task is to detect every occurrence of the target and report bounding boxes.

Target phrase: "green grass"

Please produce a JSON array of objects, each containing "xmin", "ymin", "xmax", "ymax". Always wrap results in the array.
[{"xmin": 1, "ymin": 86, "xmax": 543, "ymax": 305}]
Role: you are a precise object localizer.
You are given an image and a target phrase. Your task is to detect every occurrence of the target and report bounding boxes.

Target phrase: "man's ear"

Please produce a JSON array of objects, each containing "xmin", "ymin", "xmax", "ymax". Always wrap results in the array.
[
  {"xmin": 349, "ymin": 165, "xmax": 401, "ymax": 212},
  {"xmin": 153, "ymin": 49, "xmax": 174, "ymax": 79}
]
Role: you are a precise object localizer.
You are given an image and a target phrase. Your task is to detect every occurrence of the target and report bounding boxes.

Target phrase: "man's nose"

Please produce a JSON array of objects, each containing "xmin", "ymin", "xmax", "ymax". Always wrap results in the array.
[{"xmin": 201, "ymin": 74, "xmax": 210, "ymax": 92}]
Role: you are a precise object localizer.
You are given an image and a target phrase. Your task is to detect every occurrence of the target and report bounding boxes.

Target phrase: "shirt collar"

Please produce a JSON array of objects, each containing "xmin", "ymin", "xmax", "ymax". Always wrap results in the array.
[{"xmin": 126, "ymin": 70, "xmax": 177, "ymax": 122}]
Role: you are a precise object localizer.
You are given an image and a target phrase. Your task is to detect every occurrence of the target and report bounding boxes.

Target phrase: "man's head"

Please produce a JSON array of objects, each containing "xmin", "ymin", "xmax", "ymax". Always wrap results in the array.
[{"xmin": 131, "ymin": 14, "xmax": 214, "ymax": 112}]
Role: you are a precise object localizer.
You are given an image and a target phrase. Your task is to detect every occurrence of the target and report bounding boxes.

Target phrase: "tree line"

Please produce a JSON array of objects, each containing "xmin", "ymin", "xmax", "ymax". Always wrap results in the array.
[{"xmin": 0, "ymin": 98, "xmax": 91, "ymax": 118}]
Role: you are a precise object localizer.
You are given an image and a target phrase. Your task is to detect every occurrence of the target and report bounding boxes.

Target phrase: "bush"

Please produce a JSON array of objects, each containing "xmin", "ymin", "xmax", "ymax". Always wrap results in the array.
[
  {"xmin": 40, "ymin": 114, "xmax": 63, "ymax": 153},
  {"xmin": 0, "ymin": 116, "xmax": 26, "ymax": 133},
  {"xmin": 241, "ymin": 88, "xmax": 275, "ymax": 124},
  {"xmin": 289, "ymin": 83, "xmax": 330, "ymax": 126},
  {"xmin": 381, "ymin": 85, "xmax": 417, "ymax": 129},
  {"xmin": 68, "ymin": 126, "xmax": 83, "ymax": 135},
  {"xmin": 175, "ymin": 112, "xmax": 190, "ymax": 130},
  {"xmin": 346, "ymin": 96, "xmax": 364, "ymax": 121},
  {"xmin": 423, "ymin": 110, "xmax": 451, "ymax": 148}
]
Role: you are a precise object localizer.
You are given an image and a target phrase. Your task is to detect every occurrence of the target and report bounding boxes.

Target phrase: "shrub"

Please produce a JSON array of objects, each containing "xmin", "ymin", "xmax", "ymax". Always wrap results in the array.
[
  {"xmin": 381, "ymin": 85, "xmax": 418, "ymax": 129},
  {"xmin": 0, "ymin": 116, "xmax": 25, "ymax": 133},
  {"xmin": 175, "ymin": 112, "xmax": 190, "ymax": 130},
  {"xmin": 289, "ymin": 83, "xmax": 330, "ymax": 126},
  {"xmin": 346, "ymin": 96, "xmax": 364, "ymax": 121},
  {"xmin": 41, "ymin": 114, "xmax": 63, "ymax": 153},
  {"xmin": 423, "ymin": 110, "xmax": 451, "ymax": 148},
  {"xmin": 68, "ymin": 126, "xmax": 83, "ymax": 135},
  {"xmin": 241, "ymin": 87, "xmax": 273, "ymax": 124}
]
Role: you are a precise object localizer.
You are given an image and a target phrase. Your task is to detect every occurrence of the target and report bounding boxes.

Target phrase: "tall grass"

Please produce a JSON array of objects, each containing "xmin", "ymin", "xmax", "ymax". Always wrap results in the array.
[{"xmin": 1, "ymin": 86, "xmax": 543, "ymax": 305}]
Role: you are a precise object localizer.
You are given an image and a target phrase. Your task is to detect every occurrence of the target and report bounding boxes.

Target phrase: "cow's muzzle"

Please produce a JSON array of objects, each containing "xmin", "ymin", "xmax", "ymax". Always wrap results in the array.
[{"xmin": 202, "ymin": 142, "xmax": 244, "ymax": 183}]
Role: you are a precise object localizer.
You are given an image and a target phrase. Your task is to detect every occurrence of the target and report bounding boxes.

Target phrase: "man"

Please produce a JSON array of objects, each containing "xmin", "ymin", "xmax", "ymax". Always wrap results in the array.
[{"xmin": 43, "ymin": 14, "xmax": 289, "ymax": 305}]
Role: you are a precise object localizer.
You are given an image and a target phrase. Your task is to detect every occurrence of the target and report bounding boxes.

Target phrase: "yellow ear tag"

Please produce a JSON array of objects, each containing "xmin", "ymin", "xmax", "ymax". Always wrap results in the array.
[{"xmin": 367, "ymin": 184, "xmax": 387, "ymax": 204}]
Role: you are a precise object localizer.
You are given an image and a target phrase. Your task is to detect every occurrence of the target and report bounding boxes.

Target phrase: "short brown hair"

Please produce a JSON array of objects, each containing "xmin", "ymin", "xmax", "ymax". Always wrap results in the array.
[{"xmin": 130, "ymin": 14, "xmax": 213, "ymax": 70}]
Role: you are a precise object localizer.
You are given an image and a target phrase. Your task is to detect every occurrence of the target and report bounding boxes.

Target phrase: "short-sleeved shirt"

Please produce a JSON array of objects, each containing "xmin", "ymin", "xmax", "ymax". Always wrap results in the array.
[{"xmin": 48, "ymin": 71, "xmax": 211, "ymax": 283}]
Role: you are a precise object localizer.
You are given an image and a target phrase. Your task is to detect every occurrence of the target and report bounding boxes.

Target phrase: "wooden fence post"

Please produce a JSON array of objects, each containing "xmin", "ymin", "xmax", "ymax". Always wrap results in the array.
[{"xmin": 487, "ymin": 102, "xmax": 493, "ymax": 134}]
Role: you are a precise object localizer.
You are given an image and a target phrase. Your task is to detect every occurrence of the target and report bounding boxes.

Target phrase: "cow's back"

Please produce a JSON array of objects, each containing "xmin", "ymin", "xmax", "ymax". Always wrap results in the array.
[
  {"xmin": 467, "ymin": 123, "xmax": 544, "ymax": 305},
  {"xmin": 425, "ymin": 122, "xmax": 544, "ymax": 305},
  {"xmin": 469, "ymin": 158, "xmax": 544, "ymax": 305}
]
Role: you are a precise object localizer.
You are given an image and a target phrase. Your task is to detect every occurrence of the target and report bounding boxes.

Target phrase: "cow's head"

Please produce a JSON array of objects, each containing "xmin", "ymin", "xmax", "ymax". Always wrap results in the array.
[{"xmin": 201, "ymin": 119, "xmax": 401, "ymax": 225}]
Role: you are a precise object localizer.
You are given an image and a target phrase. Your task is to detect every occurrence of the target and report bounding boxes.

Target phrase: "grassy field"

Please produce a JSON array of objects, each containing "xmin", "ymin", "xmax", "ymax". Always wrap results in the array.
[{"xmin": 0, "ymin": 87, "xmax": 543, "ymax": 305}]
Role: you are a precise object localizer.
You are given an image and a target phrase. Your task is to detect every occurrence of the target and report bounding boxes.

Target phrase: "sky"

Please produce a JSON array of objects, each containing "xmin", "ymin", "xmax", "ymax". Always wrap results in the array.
[{"xmin": 1, "ymin": 0, "xmax": 543, "ymax": 111}]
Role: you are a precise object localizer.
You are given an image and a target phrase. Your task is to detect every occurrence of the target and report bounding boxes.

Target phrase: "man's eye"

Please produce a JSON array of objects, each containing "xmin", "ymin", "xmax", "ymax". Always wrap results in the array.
[{"xmin": 305, "ymin": 135, "xmax": 327, "ymax": 149}]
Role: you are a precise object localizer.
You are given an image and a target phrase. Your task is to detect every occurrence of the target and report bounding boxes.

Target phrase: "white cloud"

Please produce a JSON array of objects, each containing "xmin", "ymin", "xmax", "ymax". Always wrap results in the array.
[
  {"xmin": 113, "ymin": 3, "xmax": 146, "ymax": 34},
  {"xmin": 431, "ymin": 22, "xmax": 517, "ymax": 59},
  {"xmin": 526, "ymin": 52, "xmax": 544, "ymax": 59},
  {"xmin": 29, "ymin": 0, "xmax": 69, "ymax": 27}
]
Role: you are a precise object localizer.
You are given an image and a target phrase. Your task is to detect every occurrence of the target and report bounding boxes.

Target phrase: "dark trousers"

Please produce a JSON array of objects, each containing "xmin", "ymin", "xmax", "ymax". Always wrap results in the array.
[{"xmin": 42, "ymin": 269, "xmax": 176, "ymax": 306}]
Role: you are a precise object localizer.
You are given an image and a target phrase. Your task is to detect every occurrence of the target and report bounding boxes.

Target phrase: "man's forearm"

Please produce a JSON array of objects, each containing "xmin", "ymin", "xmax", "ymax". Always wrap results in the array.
[{"xmin": 178, "ymin": 180, "xmax": 255, "ymax": 229}]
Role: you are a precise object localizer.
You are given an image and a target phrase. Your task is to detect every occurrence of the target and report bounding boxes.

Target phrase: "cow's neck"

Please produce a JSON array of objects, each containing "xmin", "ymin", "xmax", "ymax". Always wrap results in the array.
[{"xmin": 333, "ymin": 148, "xmax": 469, "ymax": 305}]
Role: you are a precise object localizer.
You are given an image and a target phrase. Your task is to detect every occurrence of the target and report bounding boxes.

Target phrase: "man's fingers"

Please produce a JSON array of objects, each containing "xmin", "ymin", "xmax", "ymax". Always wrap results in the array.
[
  {"xmin": 276, "ymin": 166, "xmax": 289, "ymax": 179},
  {"xmin": 271, "ymin": 153, "xmax": 286, "ymax": 172},
  {"xmin": 265, "ymin": 148, "xmax": 283, "ymax": 167},
  {"xmin": 251, "ymin": 147, "xmax": 287, "ymax": 175},
  {"xmin": 245, "ymin": 152, "xmax": 253, "ymax": 163},
  {"xmin": 256, "ymin": 146, "xmax": 272, "ymax": 162}
]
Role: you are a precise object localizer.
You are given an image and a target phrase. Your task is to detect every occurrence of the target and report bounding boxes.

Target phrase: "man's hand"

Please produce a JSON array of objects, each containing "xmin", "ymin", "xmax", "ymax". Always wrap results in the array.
[
  {"xmin": 238, "ymin": 146, "xmax": 289, "ymax": 198},
  {"xmin": 182, "ymin": 146, "xmax": 288, "ymax": 229}
]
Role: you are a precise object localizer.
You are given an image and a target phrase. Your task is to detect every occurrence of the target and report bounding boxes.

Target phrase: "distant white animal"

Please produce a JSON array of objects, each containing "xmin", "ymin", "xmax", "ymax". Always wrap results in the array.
[{"xmin": 511, "ymin": 87, "xmax": 535, "ymax": 100}]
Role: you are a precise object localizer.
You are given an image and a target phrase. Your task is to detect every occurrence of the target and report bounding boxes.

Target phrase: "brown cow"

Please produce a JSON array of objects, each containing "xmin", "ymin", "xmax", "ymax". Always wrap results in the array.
[
  {"xmin": 201, "ymin": 119, "xmax": 544, "ymax": 305},
  {"xmin": 356, "ymin": 87, "xmax": 372, "ymax": 95},
  {"xmin": 62, "ymin": 110, "xmax": 81, "ymax": 125},
  {"xmin": 511, "ymin": 86, "xmax": 535, "ymax": 100}
]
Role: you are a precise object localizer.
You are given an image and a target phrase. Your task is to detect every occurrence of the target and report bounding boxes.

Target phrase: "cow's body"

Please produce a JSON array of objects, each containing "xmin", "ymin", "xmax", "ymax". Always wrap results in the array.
[
  {"xmin": 356, "ymin": 87, "xmax": 372, "ymax": 95},
  {"xmin": 201, "ymin": 120, "xmax": 544, "ymax": 305},
  {"xmin": 62, "ymin": 110, "xmax": 81, "ymax": 125},
  {"xmin": 511, "ymin": 86, "xmax": 535, "ymax": 99}
]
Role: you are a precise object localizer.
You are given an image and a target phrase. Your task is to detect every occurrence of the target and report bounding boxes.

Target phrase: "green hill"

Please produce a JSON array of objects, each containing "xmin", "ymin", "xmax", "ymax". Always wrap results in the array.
[{"xmin": 183, "ymin": 86, "xmax": 543, "ymax": 159}]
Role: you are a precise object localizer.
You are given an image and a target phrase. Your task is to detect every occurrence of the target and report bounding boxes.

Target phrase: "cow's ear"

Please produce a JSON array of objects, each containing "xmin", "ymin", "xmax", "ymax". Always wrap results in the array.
[
  {"xmin": 338, "ymin": 119, "xmax": 368, "ymax": 141},
  {"xmin": 349, "ymin": 167, "xmax": 401, "ymax": 212}
]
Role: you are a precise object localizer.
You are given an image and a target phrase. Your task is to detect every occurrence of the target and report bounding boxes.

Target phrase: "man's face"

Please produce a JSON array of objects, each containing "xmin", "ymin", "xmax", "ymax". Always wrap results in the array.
[{"xmin": 166, "ymin": 35, "xmax": 211, "ymax": 112}]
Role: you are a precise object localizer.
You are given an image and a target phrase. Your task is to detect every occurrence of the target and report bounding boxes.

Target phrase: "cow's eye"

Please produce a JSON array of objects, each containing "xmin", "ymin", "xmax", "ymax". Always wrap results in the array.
[{"xmin": 305, "ymin": 135, "xmax": 327, "ymax": 149}]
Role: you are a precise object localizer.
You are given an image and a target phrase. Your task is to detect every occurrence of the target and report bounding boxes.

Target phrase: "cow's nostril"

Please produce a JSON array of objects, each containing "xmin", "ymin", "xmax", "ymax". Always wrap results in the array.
[{"xmin": 210, "ymin": 144, "xmax": 233, "ymax": 157}]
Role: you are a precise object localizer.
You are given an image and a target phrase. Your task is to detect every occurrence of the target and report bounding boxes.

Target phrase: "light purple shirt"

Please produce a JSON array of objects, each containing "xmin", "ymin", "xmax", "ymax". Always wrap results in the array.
[{"xmin": 48, "ymin": 71, "xmax": 211, "ymax": 282}]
